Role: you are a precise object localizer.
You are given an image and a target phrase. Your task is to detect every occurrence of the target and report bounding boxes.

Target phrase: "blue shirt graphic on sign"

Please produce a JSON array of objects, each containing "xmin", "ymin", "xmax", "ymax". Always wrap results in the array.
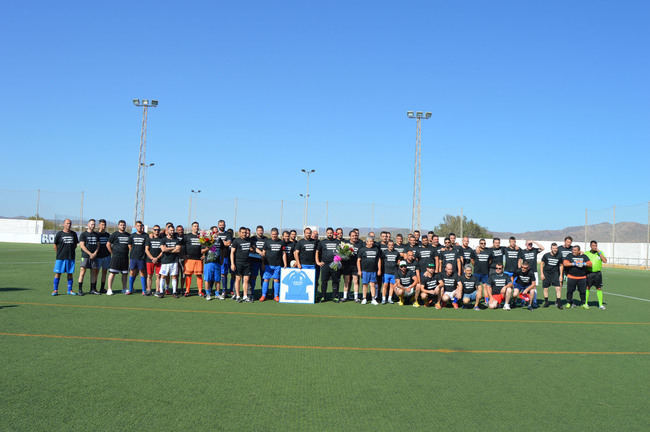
[{"xmin": 282, "ymin": 270, "xmax": 312, "ymax": 300}]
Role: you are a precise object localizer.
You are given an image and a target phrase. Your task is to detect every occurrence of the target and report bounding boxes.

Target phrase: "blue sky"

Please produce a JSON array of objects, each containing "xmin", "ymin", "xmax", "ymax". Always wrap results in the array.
[{"xmin": 1, "ymin": 0, "xmax": 649, "ymax": 232}]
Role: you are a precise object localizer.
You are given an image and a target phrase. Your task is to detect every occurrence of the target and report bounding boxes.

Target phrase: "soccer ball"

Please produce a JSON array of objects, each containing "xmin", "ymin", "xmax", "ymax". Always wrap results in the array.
[{"xmin": 290, "ymin": 260, "xmax": 297, "ymax": 268}]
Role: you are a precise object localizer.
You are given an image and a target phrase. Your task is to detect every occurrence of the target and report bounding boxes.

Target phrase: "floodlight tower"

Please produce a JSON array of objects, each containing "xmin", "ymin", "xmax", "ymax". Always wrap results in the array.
[
  {"xmin": 133, "ymin": 98, "xmax": 158, "ymax": 226},
  {"xmin": 188, "ymin": 189, "xmax": 201, "ymax": 228},
  {"xmin": 300, "ymin": 169, "xmax": 315, "ymax": 228},
  {"xmin": 406, "ymin": 111, "xmax": 431, "ymax": 232}
]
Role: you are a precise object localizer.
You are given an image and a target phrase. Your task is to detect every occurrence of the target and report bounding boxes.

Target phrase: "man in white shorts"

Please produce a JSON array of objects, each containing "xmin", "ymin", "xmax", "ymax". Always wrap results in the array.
[{"xmin": 159, "ymin": 225, "xmax": 182, "ymax": 298}]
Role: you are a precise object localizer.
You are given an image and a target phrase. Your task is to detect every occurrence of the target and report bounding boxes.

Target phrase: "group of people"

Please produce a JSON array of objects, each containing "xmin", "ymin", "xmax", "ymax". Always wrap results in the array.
[{"xmin": 51, "ymin": 218, "xmax": 608, "ymax": 310}]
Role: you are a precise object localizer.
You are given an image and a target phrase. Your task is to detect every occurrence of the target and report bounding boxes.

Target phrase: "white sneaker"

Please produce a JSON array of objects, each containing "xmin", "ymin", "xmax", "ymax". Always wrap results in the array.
[
  {"xmin": 371, "ymin": 299, "xmax": 379, "ymax": 305},
  {"xmin": 361, "ymin": 299, "xmax": 367, "ymax": 305},
  {"xmin": 387, "ymin": 298, "xmax": 394, "ymax": 304},
  {"xmin": 599, "ymin": 305, "xmax": 606, "ymax": 310},
  {"xmin": 205, "ymin": 295, "xmax": 212, "ymax": 301},
  {"xmin": 503, "ymin": 303, "xmax": 511, "ymax": 311},
  {"xmin": 106, "ymin": 289, "xmax": 114, "ymax": 296},
  {"xmin": 218, "ymin": 294, "xmax": 225, "ymax": 300}
]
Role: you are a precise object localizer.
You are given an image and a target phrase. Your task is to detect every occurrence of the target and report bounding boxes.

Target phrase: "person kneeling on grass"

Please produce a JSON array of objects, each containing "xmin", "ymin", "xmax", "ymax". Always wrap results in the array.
[
  {"xmin": 435, "ymin": 263, "xmax": 462, "ymax": 309},
  {"xmin": 394, "ymin": 261, "xmax": 419, "ymax": 306},
  {"xmin": 459, "ymin": 264, "xmax": 481, "ymax": 310},
  {"xmin": 513, "ymin": 261, "xmax": 537, "ymax": 311},
  {"xmin": 487, "ymin": 264, "xmax": 513, "ymax": 310},
  {"xmin": 417, "ymin": 263, "xmax": 441, "ymax": 307}
]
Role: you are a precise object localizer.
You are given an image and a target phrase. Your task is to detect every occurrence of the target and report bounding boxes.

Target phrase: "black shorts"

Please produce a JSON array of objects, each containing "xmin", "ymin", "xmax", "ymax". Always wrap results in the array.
[
  {"xmin": 320, "ymin": 264, "xmax": 341, "ymax": 283},
  {"xmin": 81, "ymin": 257, "xmax": 95, "ymax": 269},
  {"xmin": 109, "ymin": 255, "xmax": 129, "ymax": 273},
  {"xmin": 235, "ymin": 261, "xmax": 250, "ymax": 277},
  {"xmin": 342, "ymin": 260, "xmax": 357, "ymax": 276},
  {"xmin": 567, "ymin": 277, "xmax": 587, "ymax": 293},
  {"xmin": 542, "ymin": 272, "xmax": 560, "ymax": 288},
  {"xmin": 587, "ymin": 272, "xmax": 603, "ymax": 288}
]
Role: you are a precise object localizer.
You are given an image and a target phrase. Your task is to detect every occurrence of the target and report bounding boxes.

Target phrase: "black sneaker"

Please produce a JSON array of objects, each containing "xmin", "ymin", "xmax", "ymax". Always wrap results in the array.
[
  {"xmin": 340, "ymin": 297, "xmax": 347, "ymax": 303},
  {"xmin": 543, "ymin": 301, "xmax": 550, "ymax": 308},
  {"xmin": 333, "ymin": 297, "xmax": 340, "ymax": 303},
  {"xmin": 99, "ymin": 289, "xmax": 107, "ymax": 294},
  {"xmin": 527, "ymin": 305, "xmax": 533, "ymax": 311},
  {"xmin": 354, "ymin": 298, "xmax": 360, "ymax": 303},
  {"xmin": 319, "ymin": 297, "xmax": 326, "ymax": 303},
  {"xmin": 245, "ymin": 297, "xmax": 253, "ymax": 303},
  {"xmin": 159, "ymin": 293, "xmax": 165, "ymax": 298},
  {"xmin": 78, "ymin": 290, "xmax": 85, "ymax": 296},
  {"xmin": 90, "ymin": 290, "xmax": 100, "ymax": 295},
  {"xmin": 173, "ymin": 293, "xmax": 179, "ymax": 298},
  {"xmin": 556, "ymin": 302, "xmax": 563, "ymax": 309}
]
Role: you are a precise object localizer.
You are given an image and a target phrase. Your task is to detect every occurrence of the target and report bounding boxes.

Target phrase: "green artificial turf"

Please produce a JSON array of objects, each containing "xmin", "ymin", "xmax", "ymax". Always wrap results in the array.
[{"xmin": 0, "ymin": 243, "xmax": 648, "ymax": 431}]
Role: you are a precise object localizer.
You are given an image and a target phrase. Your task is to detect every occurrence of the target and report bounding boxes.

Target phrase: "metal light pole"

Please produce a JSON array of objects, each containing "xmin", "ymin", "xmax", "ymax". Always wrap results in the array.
[
  {"xmin": 188, "ymin": 189, "xmax": 201, "ymax": 228},
  {"xmin": 133, "ymin": 98, "xmax": 158, "ymax": 226},
  {"xmin": 300, "ymin": 169, "xmax": 315, "ymax": 228},
  {"xmin": 140, "ymin": 162, "xmax": 154, "ymax": 223},
  {"xmin": 406, "ymin": 111, "xmax": 431, "ymax": 233}
]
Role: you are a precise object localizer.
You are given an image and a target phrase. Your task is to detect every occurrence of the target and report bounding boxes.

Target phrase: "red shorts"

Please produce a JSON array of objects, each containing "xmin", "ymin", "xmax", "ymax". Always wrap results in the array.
[
  {"xmin": 147, "ymin": 262, "xmax": 161, "ymax": 275},
  {"xmin": 491, "ymin": 294, "xmax": 504, "ymax": 304}
]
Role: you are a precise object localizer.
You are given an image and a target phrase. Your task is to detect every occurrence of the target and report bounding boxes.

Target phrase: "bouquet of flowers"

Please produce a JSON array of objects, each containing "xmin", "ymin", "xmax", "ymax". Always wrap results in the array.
[
  {"xmin": 329, "ymin": 242, "xmax": 354, "ymax": 271},
  {"xmin": 199, "ymin": 230, "xmax": 220, "ymax": 263},
  {"xmin": 198, "ymin": 230, "xmax": 215, "ymax": 247}
]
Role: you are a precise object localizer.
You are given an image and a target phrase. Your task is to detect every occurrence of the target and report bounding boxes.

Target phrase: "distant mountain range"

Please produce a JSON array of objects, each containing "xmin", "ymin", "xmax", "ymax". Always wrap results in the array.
[{"xmin": 490, "ymin": 222, "xmax": 648, "ymax": 243}]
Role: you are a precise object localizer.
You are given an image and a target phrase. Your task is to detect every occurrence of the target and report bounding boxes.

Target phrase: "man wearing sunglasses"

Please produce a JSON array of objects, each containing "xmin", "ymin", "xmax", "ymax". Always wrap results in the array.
[
  {"xmin": 487, "ymin": 264, "xmax": 513, "ymax": 310},
  {"xmin": 145, "ymin": 225, "xmax": 163, "ymax": 295}
]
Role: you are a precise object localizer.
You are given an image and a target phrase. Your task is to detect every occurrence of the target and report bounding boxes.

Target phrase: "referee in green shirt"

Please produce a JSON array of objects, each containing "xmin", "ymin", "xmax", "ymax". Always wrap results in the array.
[{"xmin": 585, "ymin": 240, "xmax": 607, "ymax": 310}]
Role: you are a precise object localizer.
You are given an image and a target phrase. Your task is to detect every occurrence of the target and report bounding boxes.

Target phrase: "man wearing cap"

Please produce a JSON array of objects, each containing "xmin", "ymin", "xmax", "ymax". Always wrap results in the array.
[
  {"xmin": 584, "ymin": 240, "xmax": 607, "ymax": 310},
  {"xmin": 417, "ymin": 262, "xmax": 441, "ymax": 307},
  {"xmin": 394, "ymin": 260, "xmax": 419, "ymax": 306}
]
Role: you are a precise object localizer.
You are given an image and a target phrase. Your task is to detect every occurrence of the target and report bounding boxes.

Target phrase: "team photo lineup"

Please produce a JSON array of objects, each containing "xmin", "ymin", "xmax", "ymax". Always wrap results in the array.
[{"xmin": 51, "ymin": 217, "xmax": 609, "ymax": 311}]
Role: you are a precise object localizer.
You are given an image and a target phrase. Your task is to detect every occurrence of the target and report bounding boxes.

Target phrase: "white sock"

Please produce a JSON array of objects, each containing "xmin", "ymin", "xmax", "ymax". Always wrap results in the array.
[
  {"xmin": 160, "ymin": 279, "xmax": 166, "ymax": 292},
  {"xmin": 354, "ymin": 292, "xmax": 358, "ymax": 299},
  {"xmin": 172, "ymin": 278, "xmax": 177, "ymax": 293}
]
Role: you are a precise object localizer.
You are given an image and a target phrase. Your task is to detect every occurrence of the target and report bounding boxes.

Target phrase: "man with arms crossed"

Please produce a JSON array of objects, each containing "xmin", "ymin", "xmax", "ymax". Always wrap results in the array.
[
  {"xmin": 357, "ymin": 236, "xmax": 382, "ymax": 305},
  {"xmin": 184, "ymin": 221, "xmax": 209, "ymax": 297},
  {"xmin": 159, "ymin": 225, "xmax": 182, "ymax": 298},
  {"xmin": 474, "ymin": 239, "xmax": 491, "ymax": 305},
  {"xmin": 52, "ymin": 218, "xmax": 78, "ymax": 296},
  {"xmin": 145, "ymin": 225, "xmax": 163, "ymax": 296},
  {"xmin": 127, "ymin": 221, "xmax": 148, "ymax": 295},
  {"xmin": 78, "ymin": 219, "xmax": 99, "ymax": 295},
  {"xmin": 459, "ymin": 236, "xmax": 477, "ymax": 269},
  {"xmin": 540, "ymin": 243, "xmax": 563, "ymax": 309},
  {"xmin": 106, "ymin": 220, "xmax": 130, "ymax": 295},
  {"xmin": 315, "ymin": 227, "xmax": 340, "ymax": 303},
  {"xmin": 584, "ymin": 240, "xmax": 607, "ymax": 310},
  {"xmin": 231, "ymin": 227, "xmax": 254, "ymax": 302}
]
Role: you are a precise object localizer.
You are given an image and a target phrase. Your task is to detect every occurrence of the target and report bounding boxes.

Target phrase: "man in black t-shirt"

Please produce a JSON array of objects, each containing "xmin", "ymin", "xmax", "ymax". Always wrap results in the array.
[
  {"xmin": 175, "ymin": 225, "xmax": 186, "ymax": 291},
  {"xmin": 215, "ymin": 220, "xmax": 233, "ymax": 298},
  {"xmin": 488, "ymin": 238, "xmax": 507, "ymax": 274},
  {"xmin": 435, "ymin": 263, "xmax": 462, "ymax": 309},
  {"xmin": 106, "ymin": 220, "xmax": 130, "ymax": 295},
  {"xmin": 474, "ymin": 239, "xmax": 491, "ymax": 298},
  {"xmin": 417, "ymin": 263, "xmax": 441, "ymax": 307},
  {"xmin": 230, "ymin": 227, "xmax": 254, "ymax": 302},
  {"xmin": 394, "ymin": 260, "xmax": 419, "ymax": 306},
  {"xmin": 540, "ymin": 242, "xmax": 564, "ymax": 308},
  {"xmin": 416, "ymin": 236, "xmax": 437, "ymax": 277},
  {"xmin": 145, "ymin": 225, "xmax": 163, "ymax": 296},
  {"xmin": 52, "ymin": 218, "xmax": 78, "ymax": 296},
  {"xmin": 316, "ymin": 227, "xmax": 341, "ymax": 302},
  {"xmin": 78, "ymin": 219, "xmax": 99, "ymax": 295},
  {"xmin": 159, "ymin": 224, "xmax": 182, "ymax": 298},
  {"xmin": 459, "ymin": 236, "xmax": 477, "ymax": 269},
  {"xmin": 356, "ymin": 237, "xmax": 382, "ymax": 305},
  {"xmin": 128, "ymin": 221, "xmax": 149, "ymax": 295},
  {"xmin": 459, "ymin": 264, "xmax": 481, "ymax": 309},
  {"xmin": 438, "ymin": 238, "xmax": 462, "ymax": 276},
  {"xmin": 183, "ymin": 222, "xmax": 210, "ymax": 297},
  {"xmin": 557, "ymin": 236, "xmax": 574, "ymax": 287},
  {"xmin": 341, "ymin": 230, "xmax": 363, "ymax": 302},
  {"xmin": 563, "ymin": 245, "xmax": 592, "ymax": 308},
  {"xmin": 504, "ymin": 237, "xmax": 523, "ymax": 277},
  {"xmin": 381, "ymin": 240, "xmax": 400, "ymax": 304},
  {"xmin": 261, "ymin": 228, "xmax": 286, "ymax": 302},
  {"xmin": 96, "ymin": 219, "xmax": 111, "ymax": 293},
  {"xmin": 512, "ymin": 261, "xmax": 537, "ymax": 310},
  {"xmin": 487, "ymin": 264, "xmax": 513, "ymax": 310}
]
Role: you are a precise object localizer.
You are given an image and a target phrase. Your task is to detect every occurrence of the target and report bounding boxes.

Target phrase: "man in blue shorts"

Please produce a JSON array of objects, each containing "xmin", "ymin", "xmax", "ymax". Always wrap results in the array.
[
  {"xmin": 460, "ymin": 264, "xmax": 481, "ymax": 310},
  {"xmin": 512, "ymin": 261, "xmax": 537, "ymax": 310},
  {"xmin": 203, "ymin": 227, "xmax": 223, "ymax": 301},
  {"xmin": 52, "ymin": 219, "xmax": 78, "ymax": 296},
  {"xmin": 381, "ymin": 240, "xmax": 400, "ymax": 304},
  {"xmin": 261, "ymin": 228, "xmax": 286, "ymax": 302},
  {"xmin": 215, "ymin": 220, "xmax": 233, "ymax": 298},
  {"xmin": 474, "ymin": 239, "xmax": 491, "ymax": 304},
  {"xmin": 357, "ymin": 236, "xmax": 381, "ymax": 305}
]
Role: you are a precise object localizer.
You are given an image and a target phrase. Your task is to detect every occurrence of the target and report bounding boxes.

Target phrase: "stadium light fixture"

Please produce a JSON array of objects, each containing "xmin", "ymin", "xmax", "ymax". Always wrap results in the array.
[
  {"xmin": 425, "ymin": 112, "xmax": 432, "ymax": 119},
  {"xmin": 133, "ymin": 98, "xmax": 141, "ymax": 106},
  {"xmin": 151, "ymin": 100, "xmax": 158, "ymax": 107},
  {"xmin": 407, "ymin": 111, "xmax": 415, "ymax": 118}
]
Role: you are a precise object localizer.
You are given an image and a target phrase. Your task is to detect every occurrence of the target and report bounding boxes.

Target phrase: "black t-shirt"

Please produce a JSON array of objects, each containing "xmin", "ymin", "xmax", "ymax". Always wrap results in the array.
[
  {"xmin": 460, "ymin": 246, "xmax": 477, "ymax": 267},
  {"xmin": 176, "ymin": 235, "xmax": 185, "ymax": 259},
  {"xmin": 160, "ymin": 236, "xmax": 181, "ymax": 265},
  {"xmin": 317, "ymin": 238, "xmax": 340, "ymax": 264},
  {"xmin": 357, "ymin": 246, "xmax": 380, "ymax": 273},
  {"xmin": 521, "ymin": 248, "xmax": 540, "ymax": 273},
  {"xmin": 439, "ymin": 248, "xmax": 460, "ymax": 273},
  {"xmin": 513, "ymin": 268, "xmax": 536, "ymax": 288},
  {"xmin": 541, "ymin": 252, "xmax": 562, "ymax": 275},
  {"xmin": 264, "ymin": 239, "xmax": 285, "ymax": 266},
  {"xmin": 54, "ymin": 230, "xmax": 78, "ymax": 260},
  {"xmin": 379, "ymin": 242, "xmax": 389, "ymax": 256},
  {"xmin": 416, "ymin": 245, "xmax": 436, "ymax": 272},
  {"xmin": 216, "ymin": 230, "xmax": 232, "ymax": 255},
  {"xmin": 404, "ymin": 258, "xmax": 418, "ymax": 275},
  {"xmin": 145, "ymin": 236, "xmax": 163, "ymax": 263},
  {"xmin": 231, "ymin": 238, "xmax": 253, "ymax": 263},
  {"xmin": 504, "ymin": 247, "xmax": 523, "ymax": 273},
  {"xmin": 393, "ymin": 244, "xmax": 406, "ymax": 256},
  {"xmin": 97, "ymin": 231, "xmax": 110, "ymax": 258},
  {"xmin": 108, "ymin": 231, "xmax": 130, "ymax": 256},
  {"xmin": 249, "ymin": 235, "xmax": 267, "ymax": 261},
  {"xmin": 184, "ymin": 233, "xmax": 203, "ymax": 260},
  {"xmin": 283, "ymin": 240, "xmax": 296, "ymax": 265},
  {"xmin": 128, "ymin": 232, "xmax": 148, "ymax": 260},
  {"xmin": 488, "ymin": 272, "xmax": 511, "ymax": 293},
  {"xmin": 404, "ymin": 244, "xmax": 418, "ymax": 258},
  {"xmin": 396, "ymin": 269, "xmax": 416, "ymax": 287},
  {"xmin": 296, "ymin": 238, "xmax": 317, "ymax": 265},
  {"xmin": 474, "ymin": 248, "xmax": 491, "ymax": 274},
  {"xmin": 436, "ymin": 273, "xmax": 460, "ymax": 293},
  {"xmin": 420, "ymin": 273, "xmax": 438, "ymax": 291},
  {"xmin": 382, "ymin": 249, "xmax": 401, "ymax": 276},
  {"xmin": 488, "ymin": 246, "xmax": 507, "ymax": 270},
  {"xmin": 79, "ymin": 231, "xmax": 99, "ymax": 258},
  {"xmin": 348, "ymin": 240, "xmax": 364, "ymax": 263},
  {"xmin": 558, "ymin": 246, "xmax": 573, "ymax": 264},
  {"xmin": 564, "ymin": 254, "xmax": 591, "ymax": 278},
  {"xmin": 460, "ymin": 274, "xmax": 478, "ymax": 294}
]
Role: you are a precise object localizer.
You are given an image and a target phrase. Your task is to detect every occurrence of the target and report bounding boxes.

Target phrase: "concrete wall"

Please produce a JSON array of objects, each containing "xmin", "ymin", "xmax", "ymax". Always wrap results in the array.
[{"xmin": 0, "ymin": 219, "xmax": 43, "ymax": 244}]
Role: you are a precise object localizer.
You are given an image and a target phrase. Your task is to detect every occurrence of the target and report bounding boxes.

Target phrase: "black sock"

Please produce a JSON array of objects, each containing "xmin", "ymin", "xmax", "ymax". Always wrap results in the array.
[
  {"xmin": 101, "ymin": 282, "xmax": 105, "ymax": 290},
  {"xmin": 544, "ymin": 297, "xmax": 548, "ymax": 302},
  {"xmin": 91, "ymin": 282, "xmax": 97, "ymax": 291},
  {"xmin": 78, "ymin": 282, "xmax": 83, "ymax": 290}
]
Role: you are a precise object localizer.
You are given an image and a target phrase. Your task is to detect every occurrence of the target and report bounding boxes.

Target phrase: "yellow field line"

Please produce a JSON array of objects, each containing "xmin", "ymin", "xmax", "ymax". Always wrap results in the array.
[
  {"xmin": 0, "ymin": 332, "xmax": 647, "ymax": 356},
  {"xmin": 2, "ymin": 301, "xmax": 649, "ymax": 326}
]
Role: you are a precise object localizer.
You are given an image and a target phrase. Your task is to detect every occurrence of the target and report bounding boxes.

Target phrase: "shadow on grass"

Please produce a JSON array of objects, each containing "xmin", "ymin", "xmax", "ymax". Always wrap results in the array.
[
  {"xmin": 0, "ymin": 305, "xmax": 18, "ymax": 309},
  {"xmin": 0, "ymin": 287, "xmax": 31, "ymax": 292}
]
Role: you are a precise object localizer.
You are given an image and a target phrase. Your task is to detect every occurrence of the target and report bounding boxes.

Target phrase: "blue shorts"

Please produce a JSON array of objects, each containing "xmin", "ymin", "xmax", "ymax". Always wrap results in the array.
[
  {"xmin": 53, "ymin": 259, "xmax": 75, "ymax": 274},
  {"xmin": 513, "ymin": 282, "xmax": 530, "ymax": 291},
  {"xmin": 362, "ymin": 271, "xmax": 377, "ymax": 284},
  {"xmin": 96, "ymin": 256, "xmax": 111, "ymax": 270},
  {"xmin": 383, "ymin": 274, "xmax": 396, "ymax": 285},
  {"xmin": 250, "ymin": 259, "xmax": 262, "ymax": 278},
  {"xmin": 263, "ymin": 265, "xmax": 281, "ymax": 280},
  {"xmin": 129, "ymin": 259, "xmax": 146, "ymax": 272},
  {"xmin": 204, "ymin": 262, "xmax": 220, "ymax": 282},
  {"xmin": 475, "ymin": 273, "xmax": 489, "ymax": 284},
  {"xmin": 221, "ymin": 257, "xmax": 230, "ymax": 275},
  {"xmin": 301, "ymin": 264, "xmax": 316, "ymax": 270},
  {"xmin": 463, "ymin": 291, "xmax": 477, "ymax": 301}
]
